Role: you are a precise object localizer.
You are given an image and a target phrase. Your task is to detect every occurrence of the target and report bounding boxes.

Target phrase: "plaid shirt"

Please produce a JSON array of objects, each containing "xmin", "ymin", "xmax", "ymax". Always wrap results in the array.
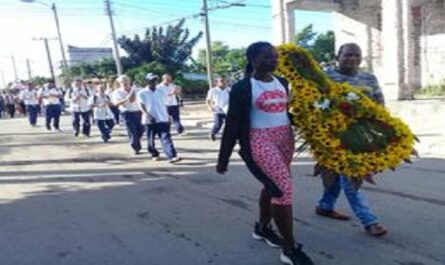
[{"xmin": 325, "ymin": 68, "xmax": 385, "ymax": 105}]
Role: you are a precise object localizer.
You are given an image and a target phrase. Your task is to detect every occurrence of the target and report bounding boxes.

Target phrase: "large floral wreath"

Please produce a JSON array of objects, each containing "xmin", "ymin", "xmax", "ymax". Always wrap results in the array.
[{"xmin": 276, "ymin": 44, "xmax": 417, "ymax": 179}]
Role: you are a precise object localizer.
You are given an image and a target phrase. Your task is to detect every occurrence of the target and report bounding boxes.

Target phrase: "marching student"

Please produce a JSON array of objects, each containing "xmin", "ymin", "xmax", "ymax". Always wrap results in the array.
[
  {"xmin": 106, "ymin": 80, "xmax": 120, "ymax": 125},
  {"xmin": 67, "ymin": 77, "xmax": 91, "ymax": 137},
  {"xmin": 112, "ymin": 75, "xmax": 144, "ymax": 155},
  {"xmin": 217, "ymin": 42, "xmax": 314, "ymax": 265},
  {"xmin": 38, "ymin": 80, "xmax": 63, "ymax": 131},
  {"xmin": 4, "ymin": 90, "xmax": 16, "ymax": 118},
  {"xmin": 89, "ymin": 81, "xmax": 114, "ymax": 142},
  {"xmin": 137, "ymin": 73, "xmax": 181, "ymax": 163},
  {"xmin": 0, "ymin": 92, "xmax": 5, "ymax": 119},
  {"xmin": 206, "ymin": 76, "xmax": 230, "ymax": 141},
  {"xmin": 157, "ymin": 74, "xmax": 186, "ymax": 135},
  {"xmin": 19, "ymin": 83, "xmax": 39, "ymax": 126}
]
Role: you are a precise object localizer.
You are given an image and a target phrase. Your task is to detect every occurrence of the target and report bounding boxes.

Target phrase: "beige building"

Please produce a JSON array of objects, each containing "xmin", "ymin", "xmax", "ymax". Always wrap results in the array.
[{"xmin": 272, "ymin": 0, "xmax": 445, "ymax": 100}]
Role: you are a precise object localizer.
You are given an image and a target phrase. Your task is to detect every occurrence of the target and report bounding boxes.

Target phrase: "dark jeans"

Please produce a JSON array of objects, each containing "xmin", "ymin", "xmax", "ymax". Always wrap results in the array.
[
  {"xmin": 110, "ymin": 106, "xmax": 120, "ymax": 124},
  {"xmin": 97, "ymin": 119, "xmax": 115, "ymax": 141},
  {"xmin": 211, "ymin": 113, "xmax": 226, "ymax": 135},
  {"xmin": 167, "ymin": 105, "xmax": 184, "ymax": 134},
  {"xmin": 26, "ymin": 104, "xmax": 39, "ymax": 126},
  {"xmin": 121, "ymin": 111, "xmax": 144, "ymax": 152},
  {"xmin": 6, "ymin": 104, "xmax": 15, "ymax": 118},
  {"xmin": 45, "ymin": 104, "xmax": 61, "ymax": 130},
  {"xmin": 146, "ymin": 122, "xmax": 177, "ymax": 159},
  {"xmin": 72, "ymin": 111, "xmax": 91, "ymax": 136}
]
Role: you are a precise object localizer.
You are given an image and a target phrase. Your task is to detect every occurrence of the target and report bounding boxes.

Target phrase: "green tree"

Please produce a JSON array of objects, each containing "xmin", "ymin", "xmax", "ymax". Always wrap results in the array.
[
  {"xmin": 118, "ymin": 19, "xmax": 203, "ymax": 75},
  {"xmin": 65, "ymin": 57, "xmax": 117, "ymax": 79},
  {"xmin": 197, "ymin": 41, "xmax": 247, "ymax": 76},
  {"xmin": 294, "ymin": 24, "xmax": 335, "ymax": 63}
]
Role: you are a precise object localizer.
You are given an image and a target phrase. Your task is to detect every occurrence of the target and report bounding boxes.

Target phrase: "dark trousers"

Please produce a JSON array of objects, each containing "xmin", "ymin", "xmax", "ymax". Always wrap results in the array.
[
  {"xmin": 146, "ymin": 122, "xmax": 177, "ymax": 159},
  {"xmin": 72, "ymin": 111, "xmax": 91, "ymax": 136},
  {"xmin": 121, "ymin": 111, "xmax": 144, "ymax": 151},
  {"xmin": 20, "ymin": 102, "xmax": 26, "ymax": 115},
  {"xmin": 97, "ymin": 119, "xmax": 115, "ymax": 141},
  {"xmin": 26, "ymin": 105, "xmax": 39, "ymax": 126},
  {"xmin": 110, "ymin": 106, "xmax": 120, "ymax": 124},
  {"xmin": 167, "ymin": 105, "xmax": 184, "ymax": 134},
  {"xmin": 6, "ymin": 104, "xmax": 15, "ymax": 118},
  {"xmin": 45, "ymin": 104, "xmax": 61, "ymax": 130},
  {"xmin": 0, "ymin": 104, "xmax": 3, "ymax": 119},
  {"xmin": 211, "ymin": 113, "xmax": 226, "ymax": 135}
]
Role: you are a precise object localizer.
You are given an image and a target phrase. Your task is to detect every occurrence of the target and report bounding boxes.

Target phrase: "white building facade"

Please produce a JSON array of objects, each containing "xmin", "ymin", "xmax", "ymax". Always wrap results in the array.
[{"xmin": 272, "ymin": 0, "xmax": 445, "ymax": 100}]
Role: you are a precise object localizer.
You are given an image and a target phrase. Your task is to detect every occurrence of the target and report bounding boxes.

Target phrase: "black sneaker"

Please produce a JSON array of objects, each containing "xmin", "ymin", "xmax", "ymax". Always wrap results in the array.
[
  {"xmin": 252, "ymin": 222, "xmax": 283, "ymax": 248},
  {"xmin": 280, "ymin": 244, "xmax": 314, "ymax": 265},
  {"xmin": 209, "ymin": 133, "xmax": 216, "ymax": 141}
]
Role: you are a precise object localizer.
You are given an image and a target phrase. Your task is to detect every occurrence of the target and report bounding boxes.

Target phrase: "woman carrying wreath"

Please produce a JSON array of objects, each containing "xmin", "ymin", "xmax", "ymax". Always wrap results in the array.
[
  {"xmin": 217, "ymin": 42, "xmax": 314, "ymax": 265},
  {"xmin": 315, "ymin": 43, "xmax": 388, "ymax": 237}
]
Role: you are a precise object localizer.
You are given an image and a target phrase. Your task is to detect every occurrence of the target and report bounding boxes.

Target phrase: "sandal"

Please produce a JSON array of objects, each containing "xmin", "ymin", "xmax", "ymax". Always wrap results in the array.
[{"xmin": 365, "ymin": 223, "xmax": 388, "ymax": 237}]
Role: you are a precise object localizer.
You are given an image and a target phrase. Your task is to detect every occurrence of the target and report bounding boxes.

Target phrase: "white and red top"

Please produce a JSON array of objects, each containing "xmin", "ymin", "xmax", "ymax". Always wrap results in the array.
[{"xmin": 250, "ymin": 77, "xmax": 290, "ymax": 129}]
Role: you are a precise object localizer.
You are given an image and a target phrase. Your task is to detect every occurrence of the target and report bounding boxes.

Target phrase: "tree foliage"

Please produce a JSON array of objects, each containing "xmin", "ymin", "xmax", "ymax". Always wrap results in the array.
[
  {"xmin": 118, "ymin": 19, "xmax": 203, "ymax": 75},
  {"xmin": 294, "ymin": 24, "xmax": 336, "ymax": 63},
  {"xmin": 65, "ymin": 57, "xmax": 117, "ymax": 79},
  {"xmin": 197, "ymin": 41, "xmax": 246, "ymax": 76}
]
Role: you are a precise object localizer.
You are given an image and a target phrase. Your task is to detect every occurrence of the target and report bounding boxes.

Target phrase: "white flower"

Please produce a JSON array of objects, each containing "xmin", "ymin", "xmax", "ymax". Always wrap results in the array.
[
  {"xmin": 346, "ymin": 92, "xmax": 360, "ymax": 101},
  {"xmin": 313, "ymin": 99, "xmax": 331, "ymax": 110}
]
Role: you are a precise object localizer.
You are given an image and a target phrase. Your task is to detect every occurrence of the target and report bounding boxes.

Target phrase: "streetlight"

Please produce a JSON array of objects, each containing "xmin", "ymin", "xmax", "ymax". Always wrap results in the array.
[{"xmin": 20, "ymin": 0, "xmax": 69, "ymax": 83}]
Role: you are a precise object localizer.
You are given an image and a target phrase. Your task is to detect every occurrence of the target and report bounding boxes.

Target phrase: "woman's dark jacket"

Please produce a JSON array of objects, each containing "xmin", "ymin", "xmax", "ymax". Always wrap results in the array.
[{"xmin": 217, "ymin": 76, "xmax": 291, "ymax": 198}]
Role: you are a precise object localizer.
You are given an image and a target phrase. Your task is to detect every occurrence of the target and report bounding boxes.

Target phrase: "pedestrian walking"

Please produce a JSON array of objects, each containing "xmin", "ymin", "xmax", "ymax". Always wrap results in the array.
[
  {"xmin": 5, "ymin": 90, "xmax": 16, "ymax": 118},
  {"xmin": 38, "ymin": 81, "xmax": 63, "ymax": 131},
  {"xmin": 315, "ymin": 43, "xmax": 387, "ymax": 237},
  {"xmin": 0, "ymin": 92, "xmax": 5, "ymax": 119},
  {"xmin": 89, "ymin": 81, "xmax": 114, "ymax": 142},
  {"xmin": 138, "ymin": 73, "xmax": 181, "ymax": 163},
  {"xmin": 106, "ymin": 80, "xmax": 120, "ymax": 125},
  {"xmin": 112, "ymin": 75, "xmax": 144, "ymax": 155},
  {"xmin": 157, "ymin": 74, "xmax": 185, "ymax": 135},
  {"xmin": 217, "ymin": 42, "xmax": 314, "ymax": 265},
  {"xmin": 66, "ymin": 77, "xmax": 91, "ymax": 137},
  {"xmin": 206, "ymin": 76, "xmax": 230, "ymax": 141},
  {"xmin": 19, "ymin": 83, "xmax": 39, "ymax": 126}
]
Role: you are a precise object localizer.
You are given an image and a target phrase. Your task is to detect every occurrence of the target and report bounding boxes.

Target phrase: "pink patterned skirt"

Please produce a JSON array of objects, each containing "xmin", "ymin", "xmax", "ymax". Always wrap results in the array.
[{"xmin": 250, "ymin": 125, "xmax": 295, "ymax": 205}]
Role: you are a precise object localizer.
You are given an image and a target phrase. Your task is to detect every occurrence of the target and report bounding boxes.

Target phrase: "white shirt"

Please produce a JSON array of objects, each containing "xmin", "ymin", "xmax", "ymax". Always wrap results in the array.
[
  {"xmin": 206, "ymin": 86, "xmax": 230, "ymax": 114},
  {"xmin": 137, "ymin": 87, "xmax": 169, "ymax": 124},
  {"xmin": 250, "ymin": 77, "xmax": 290, "ymax": 129},
  {"xmin": 88, "ymin": 93, "xmax": 114, "ymax": 120},
  {"xmin": 20, "ymin": 89, "xmax": 39, "ymax": 105},
  {"xmin": 157, "ymin": 83, "xmax": 178, "ymax": 106},
  {"xmin": 112, "ymin": 87, "xmax": 141, "ymax": 112},
  {"xmin": 69, "ymin": 87, "xmax": 91, "ymax": 112},
  {"xmin": 38, "ymin": 87, "xmax": 62, "ymax": 106}
]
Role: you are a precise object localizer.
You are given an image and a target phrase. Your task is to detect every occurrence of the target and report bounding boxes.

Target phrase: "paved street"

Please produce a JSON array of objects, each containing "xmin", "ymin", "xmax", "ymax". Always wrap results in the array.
[{"xmin": 1, "ymin": 101, "xmax": 445, "ymax": 265}]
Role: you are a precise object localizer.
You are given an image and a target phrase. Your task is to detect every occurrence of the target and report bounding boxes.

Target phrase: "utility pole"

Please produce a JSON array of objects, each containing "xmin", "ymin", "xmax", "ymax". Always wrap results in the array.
[
  {"xmin": 51, "ymin": 3, "xmax": 69, "ymax": 80},
  {"xmin": 1, "ymin": 69, "xmax": 5, "ymax": 88},
  {"xmin": 26, "ymin": 59, "xmax": 32, "ymax": 80},
  {"xmin": 34, "ymin": 37, "xmax": 56, "ymax": 82},
  {"xmin": 201, "ymin": 0, "xmax": 213, "ymax": 89},
  {"xmin": 11, "ymin": 56, "xmax": 18, "ymax": 81},
  {"xmin": 104, "ymin": 0, "xmax": 123, "ymax": 76}
]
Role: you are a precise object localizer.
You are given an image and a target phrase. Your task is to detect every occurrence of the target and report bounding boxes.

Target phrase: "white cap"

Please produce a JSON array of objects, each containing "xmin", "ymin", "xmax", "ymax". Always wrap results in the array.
[{"xmin": 145, "ymin": 73, "xmax": 159, "ymax": 81}]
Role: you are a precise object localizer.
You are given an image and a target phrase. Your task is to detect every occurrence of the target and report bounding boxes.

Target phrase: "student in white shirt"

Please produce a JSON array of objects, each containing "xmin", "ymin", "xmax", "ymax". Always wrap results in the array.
[
  {"xmin": 38, "ymin": 80, "xmax": 63, "ymax": 131},
  {"xmin": 137, "ymin": 73, "xmax": 181, "ymax": 163},
  {"xmin": 89, "ymin": 82, "xmax": 114, "ymax": 142},
  {"xmin": 4, "ymin": 91, "xmax": 17, "ymax": 118},
  {"xmin": 157, "ymin": 74, "xmax": 185, "ymax": 135},
  {"xmin": 206, "ymin": 76, "xmax": 230, "ymax": 141},
  {"xmin": 66, "ymin": 77, "xmax": 91, "ymax": 137},
  {"xmin": 20, "ymin": 83, "xmax": 39, "ymax": 126},
  {"xmin": 106, "ymin": 82, "xmax": 120, "ymax": 125},
  {"xmin": 112, "ymin": 75, "xmax": 144, "ymax": 155}
]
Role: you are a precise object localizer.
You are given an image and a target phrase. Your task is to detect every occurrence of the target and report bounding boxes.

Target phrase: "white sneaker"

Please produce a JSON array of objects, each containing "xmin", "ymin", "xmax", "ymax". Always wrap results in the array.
[
  {"xmin": 152, "ymin": 156, "xmax": 160, "ymax": 161},
  {"xmin": 168, "ymin": 157, "xmax": 182, "ymax": 164}
]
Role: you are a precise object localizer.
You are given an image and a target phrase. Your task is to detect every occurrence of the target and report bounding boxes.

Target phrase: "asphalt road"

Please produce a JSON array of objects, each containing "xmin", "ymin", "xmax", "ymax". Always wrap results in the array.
[{"xmin": 0, "ymin": 106, "xmax": 444, "ymax": 265}]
